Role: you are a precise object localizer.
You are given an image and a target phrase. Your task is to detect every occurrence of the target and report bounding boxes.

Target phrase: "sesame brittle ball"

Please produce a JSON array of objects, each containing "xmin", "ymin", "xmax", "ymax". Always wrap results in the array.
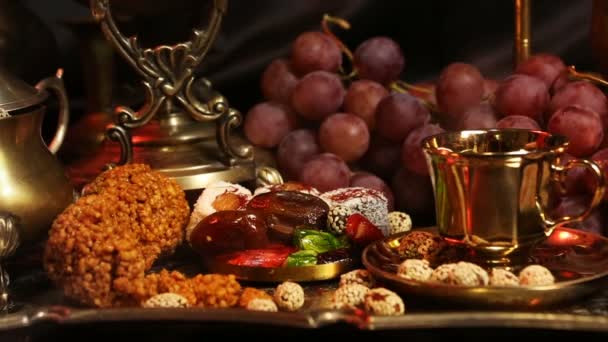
[
  {"xmin": 247, "ymin": 298, "xmax": 279, "ymax": 312},
  {"xmin": 397, "ymin": 259, "xmax": 434, "ymax": 282},
  {"xmin": 239, "ymin": 287, "xmax": 273, "ymax": 308},
  {"xmin": 339, "ymin": 269, "xmax": 375, "ymax": 288},
  {"xmin": 274, "ymin": 281, "xmax": 305, "ymax": 311},
  {"xmin": 388, "ymin": 211, "xmax": 412, "ymax": 235},
  {"xmin": 396, "ymin": 231, "xmax": 445, "ymax": 261},
  {"xmin": 363, "ymin": 288, "xmax": 405, "ymax": 316},
  {"xmin": 142, "ymin": 293, "xmax": 189, "ymax": 308},
  {"xmin": 430, "ymin": 262, "xmax": 489, "ymax": 286},
  {"xmin": 331, "ymin": 283, "xmax": 369, "ymax": 309},
  {"xmin": 489, "ymin": 269, "xmax": 520, "ymax": 287},
  {"xmin": 519, "ymin": 265, "xmax": 555, "ymax": 286}
]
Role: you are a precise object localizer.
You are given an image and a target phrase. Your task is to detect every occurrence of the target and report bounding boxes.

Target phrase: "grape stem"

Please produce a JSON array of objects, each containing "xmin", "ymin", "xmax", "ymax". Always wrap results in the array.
[
  {"xmin": 389, "ymin": 80, "xmax": 438, "ymax": 112},
  {"xmin": 567, "ymin": 65, "xmax": 608, "ymax": 87},
  {"xmin": 322, "ymin": 14, "xmax": 358, "ymax": 80}
]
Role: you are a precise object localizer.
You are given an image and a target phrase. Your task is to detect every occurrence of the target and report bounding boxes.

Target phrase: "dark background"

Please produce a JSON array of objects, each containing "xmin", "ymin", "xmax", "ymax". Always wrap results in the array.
[{"xmin": 6, "ymin": 0, "xmax": 598, "ymax": 119}]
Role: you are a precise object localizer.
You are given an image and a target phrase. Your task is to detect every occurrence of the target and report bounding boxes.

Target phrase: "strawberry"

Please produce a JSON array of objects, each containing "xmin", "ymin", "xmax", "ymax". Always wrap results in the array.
[{"xmin": 345, "ymin": 213, "xmax": 384, "ymax": 245}]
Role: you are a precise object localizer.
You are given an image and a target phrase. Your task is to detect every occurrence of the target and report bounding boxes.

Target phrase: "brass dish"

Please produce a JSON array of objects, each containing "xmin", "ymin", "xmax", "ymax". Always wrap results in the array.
[
  {"xmin": 362, "ymin": 227, "xmax": 608, "ymax": 309},
  {"xmin": 203, "ymin": 258, "xmax": 356, "ymax": 283}
]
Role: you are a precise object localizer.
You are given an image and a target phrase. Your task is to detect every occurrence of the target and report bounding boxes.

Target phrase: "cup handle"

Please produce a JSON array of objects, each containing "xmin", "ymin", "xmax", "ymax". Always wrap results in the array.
[
  {"xmin": 537, "ymin": 159, "xmax": 606, "ymax": 236},
  {"xmin": 35, "ymin": 69, "xmax": 70, "ymax": 155}
]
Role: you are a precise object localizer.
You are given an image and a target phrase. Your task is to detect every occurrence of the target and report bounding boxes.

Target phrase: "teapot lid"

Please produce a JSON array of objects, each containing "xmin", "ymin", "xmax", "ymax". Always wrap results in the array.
[{"xmin": 0, "ymin": 67, "xmax": 48, "ymax": 112}]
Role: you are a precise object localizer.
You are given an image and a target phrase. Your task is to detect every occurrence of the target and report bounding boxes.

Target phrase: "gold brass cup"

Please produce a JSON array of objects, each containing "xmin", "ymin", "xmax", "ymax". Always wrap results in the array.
[{"xmin": 422, "ymin": 129, "xmax": 606, "ymax": 265}]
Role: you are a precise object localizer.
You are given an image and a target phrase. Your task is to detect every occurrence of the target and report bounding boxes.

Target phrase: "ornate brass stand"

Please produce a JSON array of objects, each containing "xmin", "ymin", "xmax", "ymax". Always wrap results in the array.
[{"xmin": 67, "ymin": 0, "xmax": 277, "ymax": 191}]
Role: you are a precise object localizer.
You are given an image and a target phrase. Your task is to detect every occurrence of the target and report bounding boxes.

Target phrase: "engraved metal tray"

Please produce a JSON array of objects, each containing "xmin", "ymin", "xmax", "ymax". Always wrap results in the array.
[{"xmin": 3, "ymin": 237, "xmax": 608, "ymax": 336}]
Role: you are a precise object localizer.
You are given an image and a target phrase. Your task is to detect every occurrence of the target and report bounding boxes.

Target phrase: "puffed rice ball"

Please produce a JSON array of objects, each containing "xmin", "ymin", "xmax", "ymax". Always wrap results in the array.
[
  {"xmin": 388, "ymin": 211, "xmax": 412, "ymax": 235},
  {"xmin": 430, "ymin": 262, "xmax": 489, "ymax": 286},
  {"xmin": 519, "ymin": 265, "xmax": 555, "ymax": 286},
  {"xmin": 397, "ymin": 259, "xmax": 434, "ymax": 282},
  {"xmin": 274, "ymin": 281, "xmax": 305, "ymax": 311},
  {"xmin": 142, "ymin": 293, "xmax": 189, "ymax": 308},
  {"xmin": 331, "ymin": 283, "xmax": 369, "ymax": 309},
  {"xmin": 363, "ymin": 288, "xmax": 405, "ymax": 316},
  {"xmin": 247, "ymin": 298, "xmax": 278, "ymax": 312},
  {"xmin": 489, "ymin": 268, "xmax": 520, "ymax": 287},
  {"xmin": 339, "ymin": 269, "xmax": 375, "ymax": 288}
]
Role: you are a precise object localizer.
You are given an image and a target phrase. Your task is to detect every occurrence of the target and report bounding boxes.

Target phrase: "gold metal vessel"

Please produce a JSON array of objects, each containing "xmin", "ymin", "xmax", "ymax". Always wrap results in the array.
[{"xmin": 422, "ymin": 129, "xmax": 605, "ymax": 264}]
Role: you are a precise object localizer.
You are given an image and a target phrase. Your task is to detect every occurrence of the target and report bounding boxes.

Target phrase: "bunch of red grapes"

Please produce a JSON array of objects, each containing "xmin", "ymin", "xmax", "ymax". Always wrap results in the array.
[{"xmin": 242, "ymin": 23, "xmax": 608, "ymax": 234}]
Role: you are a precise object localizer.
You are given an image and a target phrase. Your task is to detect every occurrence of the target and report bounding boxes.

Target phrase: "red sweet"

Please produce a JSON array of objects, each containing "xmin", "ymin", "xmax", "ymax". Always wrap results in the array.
[
  {"xmin": 190, "ymin": 210, "xmax": 270, "ymax": 256},
  {"xmin": 219, "ymin": 245, "xmax": 297, "ymax": 268},
  {"xmin": 345, "ymin": 213, "xmax": 384, "ymax": 246}
]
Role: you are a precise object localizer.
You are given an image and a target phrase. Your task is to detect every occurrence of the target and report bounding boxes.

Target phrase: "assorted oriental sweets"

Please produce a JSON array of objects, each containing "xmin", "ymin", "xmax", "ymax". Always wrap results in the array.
[
  {"xmin": 331, "ymin": 269, "xmax": 405, "ymax": 316},
  {"xmin": 396, "ymin": 258, "xmax": 554, "ymax": 287},
  {"xmin": 187, "ymin": 181, "xmax": 412, "ymax": 269}
]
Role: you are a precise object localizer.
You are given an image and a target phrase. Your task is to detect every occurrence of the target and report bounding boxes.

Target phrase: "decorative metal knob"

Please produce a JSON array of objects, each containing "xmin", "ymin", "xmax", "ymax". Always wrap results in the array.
[
  {"xmin": 255, "ymin": 166, "xmax": 284, "ymax": 188},
  {"xmin": 0, "ymin": 213, "xmax": 19, "ymax": 313}
]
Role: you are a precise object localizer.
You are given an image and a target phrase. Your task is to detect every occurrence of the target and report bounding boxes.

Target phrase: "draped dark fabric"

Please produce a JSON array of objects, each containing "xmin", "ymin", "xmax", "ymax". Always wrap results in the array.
[{"xmin": 21, "ymin": 0, "xmax": 596, "ymax": 114}]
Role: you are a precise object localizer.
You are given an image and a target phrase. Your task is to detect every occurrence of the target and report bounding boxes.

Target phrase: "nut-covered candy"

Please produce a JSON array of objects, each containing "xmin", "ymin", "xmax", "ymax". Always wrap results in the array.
[
  {"xmin": 388, "ymin": 211, "xmax": 412, "ymax": 235},
  {"xmin": 142, "ymin": 292, "xmax": 189, "ymax": 308},
  {"xmin": 331, "ymin": 283, "xmax": 369, "ymax": 309},
  {"xmin": 322, "ymin": 187, "xmax": 389, "ymax": 235},
  {"xmin": 397, "ymin": 259, "xmax": 433, "ymax": 282},
  {"xmin": 339, "ymin": 269, "xmax": 375, "ymax": 288},
  {"xmin": 246, "ymin": 298, "xmax": 278, "ymax": 312},
  {"xmin": 430, "ymin": 262, "xmax": 489, "ymax": 286},
  {"xmin": 274, "ymin": 281, "xmax": 305, "ymax": 311},
  {"xmin": 396, "ymin": 231, "xmax": 445, "ymax": 261},
  {"xmin": 327, "ymin": 205, "xmax": 354, "ymax": 235},
  {"xmin": 363, "ymin": 288, "xmax": 405, "ymax": 316},
  {"xmin": 489, "ymin": 268, "xmax": 520, "ymax": 287},
  {"xmin": 519, "ymin": 265, "xmax": 555, "ymax": 286}
]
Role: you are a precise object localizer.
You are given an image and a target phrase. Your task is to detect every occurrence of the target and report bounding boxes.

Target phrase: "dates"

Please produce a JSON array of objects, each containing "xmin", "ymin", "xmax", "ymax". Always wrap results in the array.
[
  {"xmin": 190, "ymin": 210, "xmax": 270, "ymax": 256},
  {"xmin": 247, "ymin": 191, "xmax": 330, "ymax": 231}
]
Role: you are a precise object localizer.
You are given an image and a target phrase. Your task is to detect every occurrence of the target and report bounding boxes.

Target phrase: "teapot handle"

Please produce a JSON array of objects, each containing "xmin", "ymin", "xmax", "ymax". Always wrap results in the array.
[{"xmin": 35, "ymin": 69, "xmax": 70, "ymax": 155}]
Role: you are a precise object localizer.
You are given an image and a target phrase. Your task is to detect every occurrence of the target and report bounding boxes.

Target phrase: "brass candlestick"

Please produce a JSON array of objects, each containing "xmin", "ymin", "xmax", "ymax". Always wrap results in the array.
[
  {"xmin": 67, "ymin": 0, "xmax": 279, "ymax": 191},
  {"xmin": 514, "ymin": 0, "xmax": 531, "ymax": 66}
]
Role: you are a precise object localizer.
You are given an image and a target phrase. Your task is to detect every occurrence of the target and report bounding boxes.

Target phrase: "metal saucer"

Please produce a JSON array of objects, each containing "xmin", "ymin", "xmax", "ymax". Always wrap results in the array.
[{"xmin": 362, "ymin": 227, "xmax": 608, "ymax": 309}]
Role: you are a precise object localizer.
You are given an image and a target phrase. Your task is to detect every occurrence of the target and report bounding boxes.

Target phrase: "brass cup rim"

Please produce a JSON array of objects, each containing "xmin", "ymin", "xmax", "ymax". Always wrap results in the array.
[{"xmin": 421, "ymin": 128, "xmax": 569, "ymax": 158}]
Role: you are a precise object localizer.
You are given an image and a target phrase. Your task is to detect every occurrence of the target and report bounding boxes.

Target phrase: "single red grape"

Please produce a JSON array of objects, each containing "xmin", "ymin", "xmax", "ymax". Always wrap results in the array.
[
  {"xmin": 300, "ymin": 153, "xmax": 351, "ymax": 192},
  {"xmin": 362, "ymin": 135, "xmax": 401, "ymax": 180},
  {"xmin": 343, "ymin": 80, "xmax": 389, "ymax": 130},
  {"xmin": 584, "ymin": 148, "xmax": 608, "ymax": 200},
  {"xmin": 546, "ymin": 81, "xmax": 608, "ymax": 129},
  {"xmin": 291, "ymin": 71, "xmax": 345, "ymax": 121},
  {"xmin": 260, "ymin": 58, "xmax": 298, "ymax": 105},
  {"xmin": 277, "ymin": 129, "xmax": 321, "ymax": 181},
  {"xmin": 458, "ymin": 103, "xmax": 497, "ymax": 130},
  {"xmin": 375, "ymin": 93, "xmax": 430, "ymax": 142},
  {"xmin": 319, "ymin": 113, "xmax": 370, "ymax": 162},
  {"xmin": 350, "ymin": 172, "xmax": 395, "ymax": 211},
  {"xmin": 291, "ymin": 31, "xmax": 342, "ymax": 75},
  {"xmin": 244, "ymin": 102, "xmax": 297, "ymax": 148},
  {"xmin": 556, "ymin": 153, "xmax": 592, "ymax": 196},
  {"xmin": 547, "ymin": 105, "xmax": 603, "ymax": 157},
  {"xmin": 391, "ymin": 168, "xmax": 436, "ymax": 221},
  {"xmin": 515, "ymin": 53, "xmax": 566, "ymax": 89},
  {"xmin": 493, "ymin": 75, "xmax": 549, "ymax": 123},
  {"xmin": 401, "ymin": 123, "xmax": 445, "ymax": 176},
  {"xmin": 495, "ymin": 115, "xmax": 541, "ymax": 130},
  {"xmin": 436, "ymin": 62, "xmax": 484, "ymax": 119},
  {"xmin": 354, "ymin": 36, "xmax": 405, "ymax": 85}
]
